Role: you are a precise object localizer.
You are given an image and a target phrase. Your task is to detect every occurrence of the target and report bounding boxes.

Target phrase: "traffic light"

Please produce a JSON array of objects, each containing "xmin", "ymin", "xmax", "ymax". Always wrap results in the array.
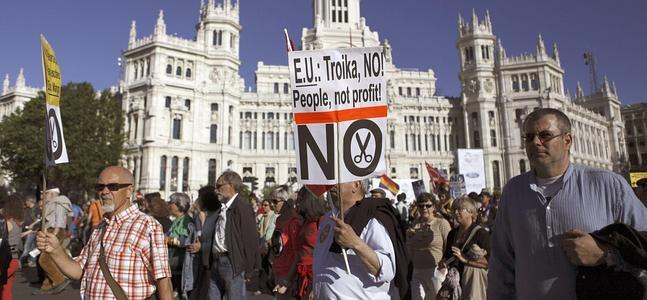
[{"xmin": 251, "ymin": 177, "xmax": 258, "ymax": 191}]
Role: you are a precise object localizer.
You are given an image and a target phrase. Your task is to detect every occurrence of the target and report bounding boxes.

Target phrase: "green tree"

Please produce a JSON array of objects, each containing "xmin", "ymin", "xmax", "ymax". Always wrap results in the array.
[{"xmin": 0, "ymin": 82, "xmax": 125, "ymax": 197}]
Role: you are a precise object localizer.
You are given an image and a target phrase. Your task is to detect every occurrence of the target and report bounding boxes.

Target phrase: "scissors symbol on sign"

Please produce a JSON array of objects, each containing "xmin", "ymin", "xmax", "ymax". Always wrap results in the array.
[{"xmin": 353, "ymin": 132, "xmax": 373, "ymax": 164}]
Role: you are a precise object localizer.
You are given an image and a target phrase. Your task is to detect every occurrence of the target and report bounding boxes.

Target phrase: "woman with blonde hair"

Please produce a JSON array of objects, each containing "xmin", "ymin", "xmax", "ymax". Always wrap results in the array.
[{"xmin": 440, "ymin": 197, "xmax": 490, "ymax": 300}]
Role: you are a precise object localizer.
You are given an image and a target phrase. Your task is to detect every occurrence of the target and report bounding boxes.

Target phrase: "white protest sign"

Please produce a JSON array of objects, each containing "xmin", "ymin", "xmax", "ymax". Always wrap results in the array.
[
  {"xmin": 289, "ymin": 47, "xmax": 387, "ymax": 185},
  {"xmin": 457, "ymin": 149, "xmax": 486, "ymax": 194}
]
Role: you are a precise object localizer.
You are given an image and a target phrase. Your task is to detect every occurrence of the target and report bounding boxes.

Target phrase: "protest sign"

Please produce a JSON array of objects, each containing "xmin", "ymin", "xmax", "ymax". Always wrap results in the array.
[
  {"xmin": 41, "ymin": 35, "xmax": 68, "ymax": 166},
  {"xmin": 457, "ymin": 149, "xmax": 485, "ymax": 194},
  {"xmin": 289, "ymin": 47, "xmax": 387, "ymax": 185}
]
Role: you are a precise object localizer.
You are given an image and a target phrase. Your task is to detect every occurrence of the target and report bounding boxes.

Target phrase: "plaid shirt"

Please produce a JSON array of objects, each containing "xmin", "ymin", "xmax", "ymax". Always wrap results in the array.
[{"xmin": 74, "ymin": 204, "xmax": 171, "ymax": 300}]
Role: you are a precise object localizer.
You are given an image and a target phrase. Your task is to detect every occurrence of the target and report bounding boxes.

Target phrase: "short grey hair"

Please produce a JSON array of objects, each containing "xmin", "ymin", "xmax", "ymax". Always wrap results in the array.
[
  {"xmin": 523, "ymin": 108, "xmax": 572, "ymax": 134},
  {"xmin": 455, "ymin": 196, "xmax": 478, "ymax": 221},
  {"xmin": 169, "ymin": 192, "xmax": 191, "ymax": 213},
  {"xmin": 219, "ymin": 170, "xmax": 242, "ymax": 192}
]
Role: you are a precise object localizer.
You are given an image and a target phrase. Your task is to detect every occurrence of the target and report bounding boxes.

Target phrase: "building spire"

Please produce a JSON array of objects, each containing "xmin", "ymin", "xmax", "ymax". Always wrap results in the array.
[
  {"xmin": 602, "ymin": 75, "xmax": 610, "ymax": 94},
  {"xmin": 552, "ymin": 42, "xmax": 560, "ymax": 65},
  {"xmin": 129, "ymin": 20, "xmax": 137, "ymax": 47},
  {"xmin": 611, "ymin": 81, "xmax": 618, "ymax": 95},
  {"xmin": 2, "ymin": 74, "xmax": 9, "ymax": 95},
  {"xmin": 16, "ymin": 68, "xmax": 25, "ymax": 89},
  {"xmin": 154, "ymin": 9, "xmax": 166, "ymax": 36},
  {"xmin": 576, "ymin": 81, "xmax": 584, "ymax": 99},
  {"xmin": 497, "ymin": 39, "xmax": 506, "ymax": 60},
  {"xmin": 485, "ymin": 10, "xmax": 492, "ymax": 31},
  {"xmin": 536, "ymin": 34, "xmax": 546, "ymax": 57},
  {"xmin": 471, "ymin": 8, "xmax": 479, "ymax": 30}
]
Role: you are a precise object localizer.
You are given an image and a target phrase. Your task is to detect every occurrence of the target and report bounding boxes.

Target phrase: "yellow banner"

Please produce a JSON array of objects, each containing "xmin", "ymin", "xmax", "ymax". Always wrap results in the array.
[
  {"xmin": 41, "ymin": 35, "xmax": 61, "ymax": 107},
  {"xmin": 629, "ymin": 172, "xmax": 647, "ymax": 187}
]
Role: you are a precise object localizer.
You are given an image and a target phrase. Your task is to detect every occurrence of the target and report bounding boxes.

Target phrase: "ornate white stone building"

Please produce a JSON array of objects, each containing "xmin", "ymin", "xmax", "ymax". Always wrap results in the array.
[
  {"xmin": 0, "ymin": 68, "xmax": 39, "ymax": 121},
  {"xmin": 623, "ymin": 103, "xmax": 647, "ymax": 171},
  {"xmin": 2, "ymin": 0, "xmax": 626, "ymax": 197},
  {"xmin": 118, "ymin": 0, "xmax": 627, "ymax": 197}
]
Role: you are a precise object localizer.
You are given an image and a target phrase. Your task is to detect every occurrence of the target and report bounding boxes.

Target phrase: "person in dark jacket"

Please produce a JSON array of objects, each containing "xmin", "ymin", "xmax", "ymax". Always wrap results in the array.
[{"xmin": 187, "ymin": 171, "xmax": 258, "ymax": 299}]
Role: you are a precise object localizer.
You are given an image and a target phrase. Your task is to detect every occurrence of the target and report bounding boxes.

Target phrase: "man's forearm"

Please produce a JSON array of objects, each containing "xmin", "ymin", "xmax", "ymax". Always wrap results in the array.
[
  {"xmin": 352, "ymin": 240, "xmax": 381, "ymax": 276},
  {"xmin": 49, "ymin": 247, "xmax": 83, "ymax": 280},
  {"xmin": 156, "ymin": 277, "xmax": 173, "ymax": 300}
]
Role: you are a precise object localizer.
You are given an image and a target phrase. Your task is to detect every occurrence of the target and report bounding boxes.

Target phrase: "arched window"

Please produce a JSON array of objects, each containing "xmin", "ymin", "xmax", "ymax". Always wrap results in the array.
[
  {"xmin": 166, "ymin": 64, "xmax": 172, "ymax": 75},
  {"xmin": 208, "ymin": 159, "xmax": 217, "ymax": 186},
  {"xmin": 146, "ymin": 58, "xmax": 151, "ymax": 75},
  {"xmin": 185, "ymin": 99, "xmax": 191, "ymax": 111},
  {"xmin": 211, "ymin": 103, "xmax": 218, "ymax": 112},
  {"xmin": 283, "ymin": 83, "xmax": 289, "ymax": 94},
  {"xmin": 530, "ymin": 73, "xmax": 539, "ymax": 90},
  {"xmin": 160, "ymin": 156, "xmax": 167, "ymax": 191},
  {"xmin": 165, "ymin": 96, "xmax": 172, "ymax": 108},
  {"xmin": 133, "ymin": 62, "xmax": 139, "ymax": 79},
  {"xmin": 176, "ymin": 66, "xmax": 182, "ymax": 76},
  {"xmin": 490, "ymin": 129, "xmax": 497, "ymax": 147},
  {"xmin": 521, "ymin": 74, "xmax": 529, "ymax": 91},
  {"xmin": 182, "ymin": 157, "xmax": 190, "ymax": 191},
  {"xmin": 210, "ymin": 124, "xmax": 217, "ymax": 144},
  {"xmin": 172, "ymin": 118, "xmax": 182, "ymax": 140},
  {"xmin": 185, "ymin": 68, "xmax": 192, "ymax": 78},
  {"xmin": 512, "ymin": 75, "xmax": 520, "ymax": 92},
  {"xmin": 171, "ymin": 156, "xmax": 179, "ymax": 191}
]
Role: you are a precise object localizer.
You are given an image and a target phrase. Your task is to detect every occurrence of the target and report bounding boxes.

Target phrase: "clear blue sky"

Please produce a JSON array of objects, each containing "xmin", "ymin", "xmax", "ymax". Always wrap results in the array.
[{"xmin": 1, "ymin": 0, "xmax": 646, "ymax": 104}]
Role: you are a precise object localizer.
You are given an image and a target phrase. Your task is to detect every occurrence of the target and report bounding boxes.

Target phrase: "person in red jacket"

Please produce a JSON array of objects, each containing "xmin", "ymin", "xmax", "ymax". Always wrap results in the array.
[{"xmin": 270, "ymin": 185, "xmax": 302, "ymax": 299}]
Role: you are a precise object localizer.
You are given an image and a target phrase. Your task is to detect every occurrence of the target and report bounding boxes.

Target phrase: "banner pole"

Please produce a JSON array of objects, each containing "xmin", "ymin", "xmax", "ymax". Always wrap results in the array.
[{"xmin": 336, "ymin": 123, "xmax": 351, "ymax": 274}]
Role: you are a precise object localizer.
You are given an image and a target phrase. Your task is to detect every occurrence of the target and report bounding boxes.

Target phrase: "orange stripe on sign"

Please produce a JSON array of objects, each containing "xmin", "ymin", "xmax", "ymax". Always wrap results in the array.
[{"xmin": 294, "ymin": 105, "xmax": 388, "ymax": 124}]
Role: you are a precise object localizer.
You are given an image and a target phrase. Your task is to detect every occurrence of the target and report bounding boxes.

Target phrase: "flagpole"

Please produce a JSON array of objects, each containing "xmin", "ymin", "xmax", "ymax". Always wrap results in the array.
[{"xmin": 39, "ymin": 35, "xmax": 49, "ymax": 232}]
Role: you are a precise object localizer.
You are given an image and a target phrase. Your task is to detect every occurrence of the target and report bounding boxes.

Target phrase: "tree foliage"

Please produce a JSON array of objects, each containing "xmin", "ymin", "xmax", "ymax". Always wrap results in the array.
[{"xmin": 0, "ymin": 82, "xmax": 125, "ymax": 197}]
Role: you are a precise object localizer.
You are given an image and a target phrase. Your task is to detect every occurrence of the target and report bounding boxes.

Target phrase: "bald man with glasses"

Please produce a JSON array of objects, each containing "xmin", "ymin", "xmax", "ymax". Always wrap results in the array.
[
  {"xmin": 37, "ymin": 166, "xmax": 173, "ymax": 300},
  {"xmin": 488, "ymin": 108, "xmax": 647, "ymax": 300}
]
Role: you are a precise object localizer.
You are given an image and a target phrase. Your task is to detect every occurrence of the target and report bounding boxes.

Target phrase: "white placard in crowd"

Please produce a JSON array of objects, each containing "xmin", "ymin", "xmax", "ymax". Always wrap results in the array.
[
  {"xmin": 288, "ymin": 47, "xmax": 387, "ymax": 185},
  {"xmin": 457, "ymin": 148, "xmax": 486, "ymax": 194}
]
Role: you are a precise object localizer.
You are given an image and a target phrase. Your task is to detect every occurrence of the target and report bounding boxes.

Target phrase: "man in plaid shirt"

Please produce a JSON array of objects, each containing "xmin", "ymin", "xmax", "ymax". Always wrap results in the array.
[{"xmin": 37, "ymin": 166, "xmax": 173, "ymax": 300}]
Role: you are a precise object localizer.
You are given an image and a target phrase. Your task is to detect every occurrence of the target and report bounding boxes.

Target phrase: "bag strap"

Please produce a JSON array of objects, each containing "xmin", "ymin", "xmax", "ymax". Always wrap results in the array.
[
  {"xmin": 459, "ymin": 225, "xmax": 483, "ymax": 252},
  {"xmin": 98, "ymin": 225, "xmax": 129, "ymax": 300}
]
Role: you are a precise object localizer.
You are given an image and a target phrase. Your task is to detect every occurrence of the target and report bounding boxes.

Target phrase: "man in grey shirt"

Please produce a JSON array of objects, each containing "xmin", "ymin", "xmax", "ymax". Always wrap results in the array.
[{"xmin": 488, "ymin": 108, "xmax": 647, "ymax": 300}]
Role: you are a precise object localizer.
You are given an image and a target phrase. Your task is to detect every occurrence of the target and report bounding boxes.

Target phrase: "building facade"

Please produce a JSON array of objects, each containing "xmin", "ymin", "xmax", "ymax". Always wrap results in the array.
[
  {"xmin": 623, "ymin": 103, "xmax": 647, "ymax": 171},
  {"xmin": 118, "ymin": 0, "xmax": 626, "ymax": 198},
  {"xmin": 2, "ymin": 0, "xmax": 627, "ymax": 198}
]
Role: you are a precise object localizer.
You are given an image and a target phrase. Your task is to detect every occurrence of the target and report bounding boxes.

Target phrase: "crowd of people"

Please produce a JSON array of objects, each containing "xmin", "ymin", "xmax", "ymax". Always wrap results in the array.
[{"xmin": 0, "ymin": 107, "xmax": 643, "ymax": 300}]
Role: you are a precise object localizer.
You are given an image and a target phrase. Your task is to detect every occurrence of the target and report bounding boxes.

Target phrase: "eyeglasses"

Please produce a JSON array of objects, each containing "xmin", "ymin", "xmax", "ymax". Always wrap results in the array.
[
  {"xmin": 417, "ymin": 204, "xmax": 434, "ymax": 209},
  {"xmin": 524, "ymin": 131, "xmax": 568, "ymax": 145},
  {"xmin": 94, "ymin": 183, "xmax": 132, "ymax": 192}
]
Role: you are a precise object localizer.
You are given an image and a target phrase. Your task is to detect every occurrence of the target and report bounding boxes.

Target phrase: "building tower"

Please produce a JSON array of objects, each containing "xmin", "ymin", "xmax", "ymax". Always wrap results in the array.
[
  {"xmin": 198, "ymin": 0, "xmax": 242, "ymax": 72},
  {"xmin": 302, "ymin": 0, "xmax": 380, "ymax": 50},
  {"xmin": 456, "ymin": 10, "xmax": 503, "ymax": 190}
]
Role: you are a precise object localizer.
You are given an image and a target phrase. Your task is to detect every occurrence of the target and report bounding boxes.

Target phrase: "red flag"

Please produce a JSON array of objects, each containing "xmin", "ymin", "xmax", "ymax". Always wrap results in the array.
[{"xmin": 425, "ymin": 161, "xmax": 448, "ymax": 192}]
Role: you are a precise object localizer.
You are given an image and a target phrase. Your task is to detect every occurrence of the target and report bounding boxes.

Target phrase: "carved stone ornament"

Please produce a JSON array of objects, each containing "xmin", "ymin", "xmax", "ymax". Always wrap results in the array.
[{"xmin": 484, "ymin": 79, "xmax": 494, "ymax": 93}]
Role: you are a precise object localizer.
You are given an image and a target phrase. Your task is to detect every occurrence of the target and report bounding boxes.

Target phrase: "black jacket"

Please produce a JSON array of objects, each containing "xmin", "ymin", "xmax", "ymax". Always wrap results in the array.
[
  {"xmin": 201, "ymin": 195, "xmax": 259, "ymax": 276},
  {"xmin": 576, "ymin": 223, "xmax": 647, "ymax": 300}
]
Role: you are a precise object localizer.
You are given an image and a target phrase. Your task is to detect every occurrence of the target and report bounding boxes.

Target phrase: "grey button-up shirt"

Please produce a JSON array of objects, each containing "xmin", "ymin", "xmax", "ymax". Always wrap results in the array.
[{"xmin": 488, "ymin": 164, "xmax": 647, "ymax": 300}]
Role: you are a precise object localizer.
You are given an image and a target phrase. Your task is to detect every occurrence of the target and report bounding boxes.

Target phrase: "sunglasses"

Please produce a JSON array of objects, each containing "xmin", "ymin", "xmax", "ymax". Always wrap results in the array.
[
  {"xmin": 94, "ymin": 183, "xmax": 132, "ymax": 192},
  {"xmin": 418, "ymin": 204, "xmax": 434, "ymax": 209},
  {"xmin": 524, "ymin": 131, "xmax": 568, "ymax": 144}
]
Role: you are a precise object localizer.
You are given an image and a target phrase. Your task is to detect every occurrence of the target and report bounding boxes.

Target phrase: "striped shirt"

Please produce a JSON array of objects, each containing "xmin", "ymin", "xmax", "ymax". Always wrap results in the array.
[
  {"xmin": 74, "ymin": 204, "xmax": 171, "ymax": 300},
  {"xmin": 488, "ymin": 164, "xmax": 647, "ymax": 300}
]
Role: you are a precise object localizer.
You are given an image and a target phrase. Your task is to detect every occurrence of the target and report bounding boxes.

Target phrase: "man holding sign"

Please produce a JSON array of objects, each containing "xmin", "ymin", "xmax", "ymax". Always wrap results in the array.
[
  {"xmin": 313, "ymin": 179, "xmax": 408, "ymax": 299},
  {"xmin": 288, "ymin": 45, "xmax": 407, "ymax": 298}
]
